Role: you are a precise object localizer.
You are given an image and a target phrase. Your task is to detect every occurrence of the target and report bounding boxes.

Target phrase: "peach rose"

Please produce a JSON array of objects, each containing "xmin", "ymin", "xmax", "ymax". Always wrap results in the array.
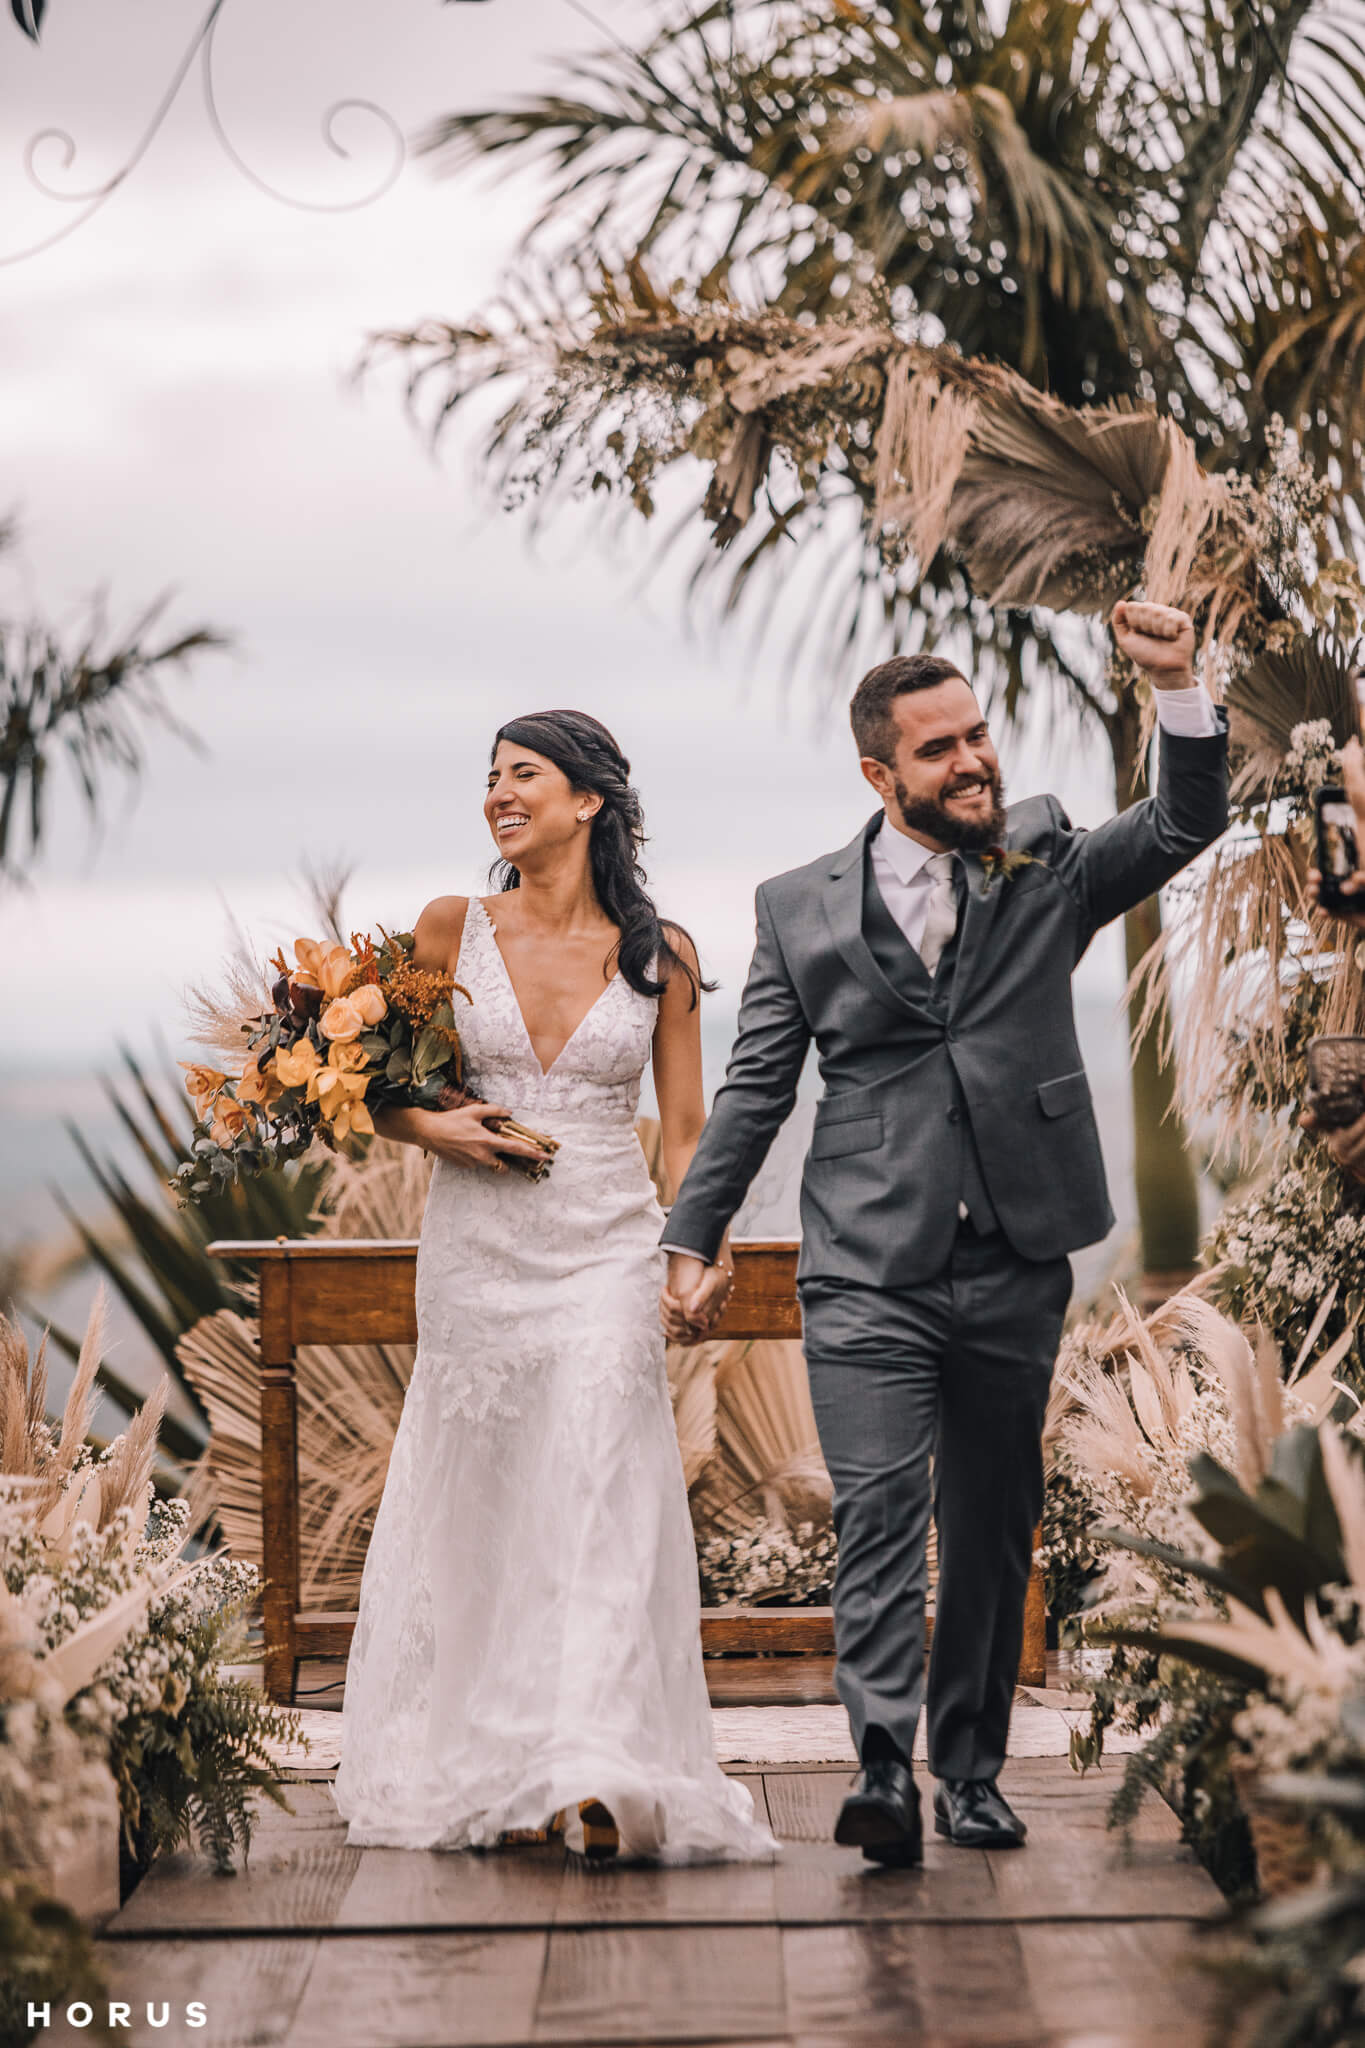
[
  {"xmin": 179, "ymin": 1062, "xmax": 227, "ymax": 1116},
  {"xmin": 350, "ymin": 983, "xmax": 387, "ymax": 1027},
  {"xmin": 273, "ymin": 1037, "xmax": 322, "ymax": 1088},
  {"xmin": 319, "ymin": 996, "xmax": 365, "ymax": 1043},
  {"xmin": 326, "ymin": 1039, "xmax": 368, "ymax": 1073}
]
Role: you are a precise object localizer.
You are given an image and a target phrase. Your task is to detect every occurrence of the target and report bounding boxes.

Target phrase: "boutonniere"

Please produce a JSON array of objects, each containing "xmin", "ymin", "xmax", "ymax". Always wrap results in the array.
[{"xmin": 980, "ymin": 845, "xmax": 1040, "ymax": 889}]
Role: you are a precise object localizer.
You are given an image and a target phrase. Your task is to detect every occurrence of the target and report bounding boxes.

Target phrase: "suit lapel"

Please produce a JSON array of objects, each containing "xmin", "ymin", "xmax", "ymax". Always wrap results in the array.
[{"xmin": 822, "ymin": 814, "xmax": 935, "ymax": 1019}]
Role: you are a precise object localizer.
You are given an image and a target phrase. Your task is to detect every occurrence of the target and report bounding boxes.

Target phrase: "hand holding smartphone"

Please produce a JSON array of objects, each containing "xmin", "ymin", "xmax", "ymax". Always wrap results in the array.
[{"xmin": 1314, "ymin": 784, "xmax": 1364, "ymax": 913}]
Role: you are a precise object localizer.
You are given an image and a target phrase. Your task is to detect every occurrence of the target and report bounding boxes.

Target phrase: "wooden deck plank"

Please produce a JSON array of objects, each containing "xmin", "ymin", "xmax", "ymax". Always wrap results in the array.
[
  {"xmin": 1019, "ymin": 1921, "xmax": 1224, "ymax": 2041},
  {"xmin": 783, "ymin": 1922, "xmax": 1036, "ymax": 2044},
  {"xmin": 554, "ymin": 1850, "xmax": 778, "ymax": 1927},
  {"xmin": 534, "ymin": 1926, "xmax": 785, "ymax": 2042},
  {"xmin": 52, "ymin": 1935, "xmax": 319, "ymax": 2047},
  {"xmin": 281, "ymin": 1932, "xmax": 548, "ymax": 2048},
  {"xmin": 336, "ymin": 1840, "xmax": 569, "ymax": 1931},
  {"xmin": 108, "ymin": 1837, "xmax": 361, "ymax": 1937}
]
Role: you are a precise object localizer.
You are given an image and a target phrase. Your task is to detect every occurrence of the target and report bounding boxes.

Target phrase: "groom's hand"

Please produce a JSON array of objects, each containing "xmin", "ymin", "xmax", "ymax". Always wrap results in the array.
[
  {"xmin": 1111, "ymin": 600, "xmax": 1197, "ymax": 689},
  {"xmin": 662, "ymin": 1253, "xmax": 715, "ymax": 1343}
]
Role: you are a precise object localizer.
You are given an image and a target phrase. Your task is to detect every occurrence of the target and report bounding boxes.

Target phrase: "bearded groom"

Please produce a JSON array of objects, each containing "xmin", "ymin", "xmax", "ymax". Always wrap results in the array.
[{"xmin": 660, "ymin": 602, "xmax": 1228, "ymax": 1866}]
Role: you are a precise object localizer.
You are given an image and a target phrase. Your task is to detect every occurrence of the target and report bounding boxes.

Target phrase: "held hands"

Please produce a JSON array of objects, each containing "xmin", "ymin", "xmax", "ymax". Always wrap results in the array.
[
  {"xmin": 660, "ymin": 1251, "xmax": 735, "ymax": 1343},
  {"xmin": 417, "ymin": 1100, "xmax": 548, "ymax": 1174},
  {"xmin": 1307, "ymin": 735, "xmax": 1365, "ymax": 928},
  {"xmin": 1110, "ymin": 601, "xmax": 1196, "ymax": 689}
]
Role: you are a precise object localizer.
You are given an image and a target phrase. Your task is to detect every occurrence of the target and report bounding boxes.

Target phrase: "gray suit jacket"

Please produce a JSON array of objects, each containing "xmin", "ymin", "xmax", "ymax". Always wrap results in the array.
[{"xmin": 664, "ymin": 718, "xmax": 1229, "ymax": 1286}]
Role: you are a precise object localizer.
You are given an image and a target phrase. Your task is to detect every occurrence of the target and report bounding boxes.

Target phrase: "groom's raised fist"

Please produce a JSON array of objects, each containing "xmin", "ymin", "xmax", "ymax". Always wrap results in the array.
[{"xmin": 1111, "ymin": 600, "xmax": 1196, "ymax": 688}]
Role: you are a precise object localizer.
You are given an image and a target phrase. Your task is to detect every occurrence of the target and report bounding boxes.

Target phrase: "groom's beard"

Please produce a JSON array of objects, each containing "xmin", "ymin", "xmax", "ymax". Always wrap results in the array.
[{"xmin": 892, "ymin": 769, "xmax": 1007, "ymax": 851}]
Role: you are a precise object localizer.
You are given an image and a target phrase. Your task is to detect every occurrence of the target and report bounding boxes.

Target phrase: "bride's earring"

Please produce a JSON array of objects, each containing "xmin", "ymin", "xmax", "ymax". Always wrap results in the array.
[{"xmin": 577, "ymin": 810, "xmax": 591, "ymax": 823}]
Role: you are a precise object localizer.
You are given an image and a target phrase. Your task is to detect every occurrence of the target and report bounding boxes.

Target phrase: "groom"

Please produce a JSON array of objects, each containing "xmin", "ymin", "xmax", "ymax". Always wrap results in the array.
[{"xmin": 660, "ymin": 601, "xmax": 1228, "ymax": 1865}]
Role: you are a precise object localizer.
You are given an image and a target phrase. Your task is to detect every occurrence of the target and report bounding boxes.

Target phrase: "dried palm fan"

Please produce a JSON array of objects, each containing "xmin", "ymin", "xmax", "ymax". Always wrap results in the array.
[
  {"xmin": 311, "ymin": 1132, "xmax": 433, "ymax": 1240},
  {"xmin": 1227, "ymin": 631, "xmax": 1363, "ymax": 804},
  {"xmin": 667, "ymin": 1340, "xmax": 722, "ymax": 1490},
  {"xmin": 871, "ymin": 347, "xmax": 1254, "ymax": 653},
  {"xmin": 1045, "ymin": 1277, "xmax": 1350, "ymax": 1500},
  {"xmin": 177, "ymin": 1308, "xmax": 407, "ymax": 1607},
  {"xmin": 687, "ymin": 1340, "xmax": 832, "ymax": 1538}
]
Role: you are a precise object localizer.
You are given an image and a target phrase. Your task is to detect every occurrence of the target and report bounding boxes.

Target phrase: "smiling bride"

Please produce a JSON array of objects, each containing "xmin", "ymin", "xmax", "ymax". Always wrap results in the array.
[{"xmin": 329, "ymin": 708, "xmax": 778, "ymax": 1865}]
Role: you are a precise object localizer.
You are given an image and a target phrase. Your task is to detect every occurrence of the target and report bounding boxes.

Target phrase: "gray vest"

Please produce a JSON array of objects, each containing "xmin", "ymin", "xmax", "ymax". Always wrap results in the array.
[{"xmin": 860, "ymin": 846, "xmax": 1000, "ymax": 1235}]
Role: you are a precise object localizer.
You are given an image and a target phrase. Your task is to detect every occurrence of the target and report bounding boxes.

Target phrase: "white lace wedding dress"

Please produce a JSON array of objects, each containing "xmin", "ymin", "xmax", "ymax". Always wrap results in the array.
[{"xmin": 330, "ymin": 896, "xmax": 778, "ymax": 1863}]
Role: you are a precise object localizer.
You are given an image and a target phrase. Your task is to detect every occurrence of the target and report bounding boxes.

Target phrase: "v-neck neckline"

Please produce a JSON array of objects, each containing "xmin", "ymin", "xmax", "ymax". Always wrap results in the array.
[{"xmin": 475, "ymin": 896, "xmax": 621, "ymax": 1081}]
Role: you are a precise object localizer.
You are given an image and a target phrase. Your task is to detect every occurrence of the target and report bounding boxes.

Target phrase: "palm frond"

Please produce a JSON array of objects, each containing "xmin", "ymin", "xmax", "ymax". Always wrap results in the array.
[{"xmin": 0, "ymin": 600, "xmax": 228, "ymax": 881}]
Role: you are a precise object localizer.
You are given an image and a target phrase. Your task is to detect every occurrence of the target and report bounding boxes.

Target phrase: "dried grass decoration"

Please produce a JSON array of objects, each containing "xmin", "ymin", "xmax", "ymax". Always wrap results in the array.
[{"xmin": 174, "ymin": 928, "xmax": 558, "ymax": 1203}]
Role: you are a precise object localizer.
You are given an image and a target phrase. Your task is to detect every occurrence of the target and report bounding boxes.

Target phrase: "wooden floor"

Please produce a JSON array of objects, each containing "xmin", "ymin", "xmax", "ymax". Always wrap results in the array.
[{"xmin": 62, "ymin": 1751, "xmax": 1227, "ymax": 2048}]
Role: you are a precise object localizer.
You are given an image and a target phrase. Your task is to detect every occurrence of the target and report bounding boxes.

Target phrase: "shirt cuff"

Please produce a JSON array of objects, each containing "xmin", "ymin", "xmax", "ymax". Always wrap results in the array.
[
  {"xmin": 1153, "ymin": 682, "xmax": 1220, "ymax": 738},
  {"xmin": 660, "ymin": 1242, "xmax": 703, "ymax": 1258}
]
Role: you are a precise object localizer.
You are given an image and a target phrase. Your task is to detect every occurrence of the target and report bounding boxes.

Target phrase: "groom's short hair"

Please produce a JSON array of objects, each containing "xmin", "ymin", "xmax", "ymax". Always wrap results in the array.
[{"xmin": 850, "ymin": 653, "xmax": 968, "ymax": 765}]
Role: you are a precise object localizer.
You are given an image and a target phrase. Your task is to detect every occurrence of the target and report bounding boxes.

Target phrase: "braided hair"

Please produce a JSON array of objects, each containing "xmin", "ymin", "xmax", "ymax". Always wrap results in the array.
[{"xmin": 488, "ymin": 709, "xmax": 714, "ymax": 1007}]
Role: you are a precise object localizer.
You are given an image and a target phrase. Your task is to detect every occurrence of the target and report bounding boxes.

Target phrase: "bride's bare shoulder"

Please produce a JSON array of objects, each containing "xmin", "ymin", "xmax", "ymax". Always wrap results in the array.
[{"xmin": 412, "ymin": 895, "xmax": 470, "ymax": 973}]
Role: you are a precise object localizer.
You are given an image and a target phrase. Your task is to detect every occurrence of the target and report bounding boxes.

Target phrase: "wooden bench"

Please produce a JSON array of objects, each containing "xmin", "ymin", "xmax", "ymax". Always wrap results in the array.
[{"xmin": 207, "ymin": 1236, "xmax": 1046, "ymax": 1703}]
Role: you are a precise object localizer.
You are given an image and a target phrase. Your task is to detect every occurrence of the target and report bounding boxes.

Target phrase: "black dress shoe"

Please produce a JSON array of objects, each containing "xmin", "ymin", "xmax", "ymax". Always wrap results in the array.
[
  {"xmin": 933, "ymin": 1776, "xmax": 1027, "ymax": 1848},
  {"xmin": 834, "ymin": 1757, "xmax": 923, "ymax": 1866}
]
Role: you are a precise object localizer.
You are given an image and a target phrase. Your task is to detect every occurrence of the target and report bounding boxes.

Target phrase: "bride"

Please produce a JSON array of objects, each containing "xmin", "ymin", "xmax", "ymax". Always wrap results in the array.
[{"xmin": 330, "ymin": 708, "xmax": 779, "ymax": 1865}]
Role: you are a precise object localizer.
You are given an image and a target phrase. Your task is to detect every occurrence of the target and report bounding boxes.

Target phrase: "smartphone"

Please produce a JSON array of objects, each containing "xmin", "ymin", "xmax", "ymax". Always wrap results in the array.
[{"xmin": 1315, "ymin": 784, "xmax": 1362, "ymax": 912}]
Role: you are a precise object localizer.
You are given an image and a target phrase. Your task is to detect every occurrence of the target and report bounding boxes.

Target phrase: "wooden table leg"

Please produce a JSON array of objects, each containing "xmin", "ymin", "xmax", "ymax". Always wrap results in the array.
[
  {"xmin": 258, "ymin": 1260, "xmax": 300, "ymax": 1706},
  {"xmin": 1019, "ymin": 1524, "xmax": 1047, "ymax": 1687}
]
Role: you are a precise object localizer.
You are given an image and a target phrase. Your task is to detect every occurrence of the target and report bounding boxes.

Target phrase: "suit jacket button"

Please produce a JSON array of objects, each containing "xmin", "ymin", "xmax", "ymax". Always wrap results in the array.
[{"xmin": 946, "ymin": 1106, "xmax": 961, "ymax": 1124}]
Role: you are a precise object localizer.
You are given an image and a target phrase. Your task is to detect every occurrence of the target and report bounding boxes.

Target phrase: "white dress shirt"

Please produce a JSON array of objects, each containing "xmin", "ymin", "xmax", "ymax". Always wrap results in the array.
[{"xmin": 661, "ymin": 682, "xmax": 1220, "ymax": 1257}]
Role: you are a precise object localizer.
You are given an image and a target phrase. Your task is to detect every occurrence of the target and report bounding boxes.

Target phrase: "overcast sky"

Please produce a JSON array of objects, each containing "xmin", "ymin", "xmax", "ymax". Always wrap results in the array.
[{"xmin": 0, "ymin": 0, "xmax": 1124, "ymax": 1079}]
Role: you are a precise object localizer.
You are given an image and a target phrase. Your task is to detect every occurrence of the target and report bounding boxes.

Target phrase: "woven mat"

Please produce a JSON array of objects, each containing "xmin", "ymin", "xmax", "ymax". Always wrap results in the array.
[{"xmin": 260, "ymin": 1697, "xmax": 1139, "ymax": 1779}]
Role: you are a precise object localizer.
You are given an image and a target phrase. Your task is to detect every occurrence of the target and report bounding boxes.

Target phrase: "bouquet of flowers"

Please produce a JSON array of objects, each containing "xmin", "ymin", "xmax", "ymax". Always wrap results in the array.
[{"xmin": 174, "ymin": 928, "xmax": 558, "ymax": 1204}]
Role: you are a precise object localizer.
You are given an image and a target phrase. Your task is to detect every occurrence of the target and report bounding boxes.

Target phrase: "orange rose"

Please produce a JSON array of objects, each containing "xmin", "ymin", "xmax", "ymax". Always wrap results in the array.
[
  {"xmin": 179, "ymin": 1062, "xmax": 227, "ymax": 1117},
  {"xmin": 273, "ymin": 1037, "xmax": 321, "ymax": 1088},
  {"xmin": 350, "ymin": 983, "xmax": 387, "ymax": 1027},
  {"xmin": 319, "ymin": 996, "xmax": 365, "ymax": 1043},
  {"xmin": 326, "ymin": 1039, "xmax": 368, "ymax": 1073},
  {"xmin": 208, "ymin": 1099, "xmax": 252, "ymax": 1147},
  {"xmin": 237, "ymin": 1055, "xmax": 286, "ymax": 1110}
]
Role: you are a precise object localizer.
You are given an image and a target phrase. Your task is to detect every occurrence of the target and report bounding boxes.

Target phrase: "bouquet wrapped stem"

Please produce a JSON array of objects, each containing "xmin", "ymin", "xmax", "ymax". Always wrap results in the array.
[{"xmin": 433, "ymin": 1081, "xmax": 559, "ymax": 1182}]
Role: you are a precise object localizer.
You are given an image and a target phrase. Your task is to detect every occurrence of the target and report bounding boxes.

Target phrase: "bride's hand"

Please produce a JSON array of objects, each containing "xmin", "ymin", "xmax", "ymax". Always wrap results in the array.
[
  {"xmin": 661, "ymin": 1258, "xmax": 734, "ymax": 1342},
  {"xmin": 418, "ymin": 1101, "xmax": 547, "ymax": 1174}
]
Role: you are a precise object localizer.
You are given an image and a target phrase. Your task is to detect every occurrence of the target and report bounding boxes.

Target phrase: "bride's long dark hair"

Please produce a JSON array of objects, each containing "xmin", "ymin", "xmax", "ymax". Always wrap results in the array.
[{"xmin": 489, "ymin": 708, "xmax": 715, "ymax": 1008}]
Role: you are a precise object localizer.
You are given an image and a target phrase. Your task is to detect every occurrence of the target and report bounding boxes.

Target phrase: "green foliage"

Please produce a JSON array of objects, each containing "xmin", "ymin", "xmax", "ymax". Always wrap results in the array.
[
  {"xmin": 1040, "ymin": 1458, "xmax": 1103, "ymax": 1624},
  {"xmin": 0, "ymin": 600, "xmax": 228, "ymax": 882},
  {"xmin": 109, "ymin": 1574, "xmax": 300, "ymax": 1881},
  {"xmin": 1076, "ymin": 1634, "xmax": 1257, "ymax": 1899}
]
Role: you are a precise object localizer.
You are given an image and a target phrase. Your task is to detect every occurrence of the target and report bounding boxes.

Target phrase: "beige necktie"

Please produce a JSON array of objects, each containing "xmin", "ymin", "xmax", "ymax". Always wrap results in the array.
[{"xmin": 918, "ymin": 851, "xmax": 958, "ymax": 975}]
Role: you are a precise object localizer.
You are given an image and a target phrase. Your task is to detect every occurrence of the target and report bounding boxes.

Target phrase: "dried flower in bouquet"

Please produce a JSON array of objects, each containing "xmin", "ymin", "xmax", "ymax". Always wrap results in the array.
[{"xmin": 174, "ymin": 926, "xmax": 558, "ymax": 1204}]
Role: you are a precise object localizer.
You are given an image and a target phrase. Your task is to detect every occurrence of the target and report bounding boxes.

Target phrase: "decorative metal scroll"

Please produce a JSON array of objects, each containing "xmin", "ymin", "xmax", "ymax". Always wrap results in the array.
[{"xmin": 4, "ymin": 0, "xmax": 495, "ymax": 268}]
